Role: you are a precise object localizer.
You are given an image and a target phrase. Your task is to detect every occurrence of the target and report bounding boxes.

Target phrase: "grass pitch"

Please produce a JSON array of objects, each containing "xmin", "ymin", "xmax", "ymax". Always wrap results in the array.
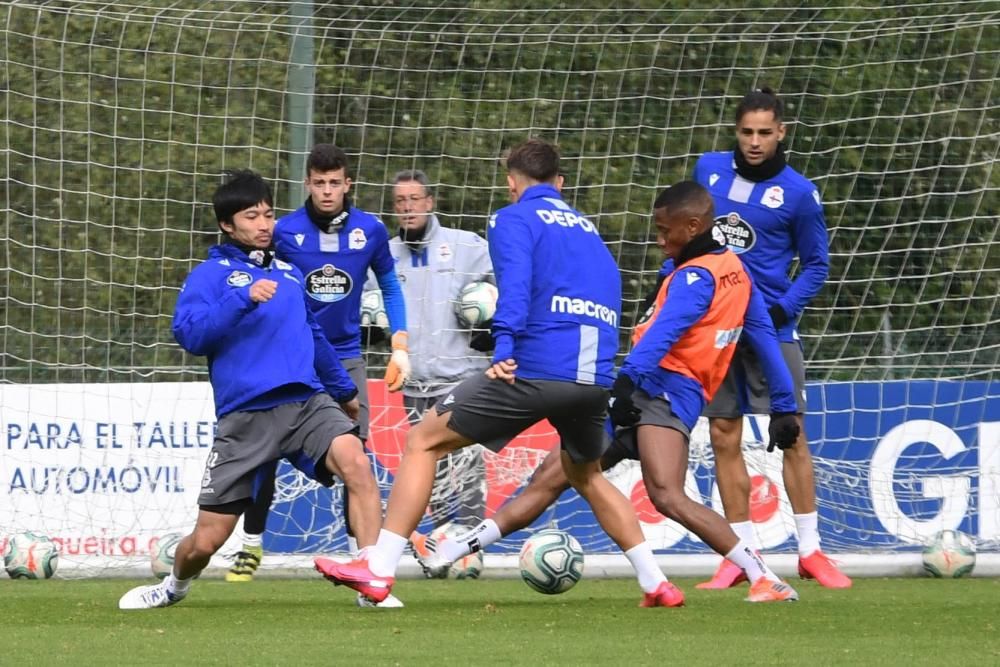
[{"xmin": 2, "ymin": 576, "xmax": 998, "ymax": 665}]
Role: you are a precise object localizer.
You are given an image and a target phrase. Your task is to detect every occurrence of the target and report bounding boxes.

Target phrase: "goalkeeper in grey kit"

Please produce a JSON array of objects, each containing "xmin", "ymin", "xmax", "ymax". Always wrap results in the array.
[{"xmin": 364, "ymin": 169, "xmax": 494, "ymax": 560}]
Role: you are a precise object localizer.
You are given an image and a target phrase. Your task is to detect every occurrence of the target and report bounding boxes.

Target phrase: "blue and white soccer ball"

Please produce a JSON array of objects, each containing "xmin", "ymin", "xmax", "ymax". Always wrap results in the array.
[
  {"xmin": 922, "ymin": 529, "xmax": 976, "ymax": 578},
  {"xmin": 454, "ymin": 281, "xmax": 498, "ymax": 328},
  {"xmin": 360, "ymin": 290, "xmax": 390, "ymax": 330},
  {"xmin": 4, "ymin": 531, "xmax": 59, "ymax": 580},
  {"xmin": 151, "ymin": 532, "xmax": 183, "ymax": 579},
  {"xmin": 518, "ymin": 529, "xmax": 584, "ymax": 595}
]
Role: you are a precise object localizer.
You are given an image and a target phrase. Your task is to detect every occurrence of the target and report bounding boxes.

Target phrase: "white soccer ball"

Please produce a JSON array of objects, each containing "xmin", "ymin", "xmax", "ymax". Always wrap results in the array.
[
  {"xmin": 430, "ymin": 523, "xmax": 484, "ymax": 580},
  {"xmin": 360, "ymin": 290, "xmax": 389, "ymax": 330},
  {"xmin": 518, "ymin": 529, "xmax": 584, "ymax": 595},
  {"xmin": 922, "ymin": 529, "xmax": 976, "ymax": 578},
  {"xmin": 454, "ymin": 281, "xmax": 498, "ymax": 328},
  {"xmin": 4, "ymin": 532, "xmax": 59, "ymax": 580},
  {"xmin": 151, "ymin": 532, "xmax": 183, "ymax": 579}
]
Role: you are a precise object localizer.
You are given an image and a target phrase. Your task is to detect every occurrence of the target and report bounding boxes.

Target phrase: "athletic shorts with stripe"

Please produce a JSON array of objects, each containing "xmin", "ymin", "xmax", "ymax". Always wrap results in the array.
[
  {"xmin": 198, "ymin": 392, "xmax": 359, "ymax": 510},
  {"xmin": 435, "ymin": 373, "xmax": 609, "ymax": 464}
]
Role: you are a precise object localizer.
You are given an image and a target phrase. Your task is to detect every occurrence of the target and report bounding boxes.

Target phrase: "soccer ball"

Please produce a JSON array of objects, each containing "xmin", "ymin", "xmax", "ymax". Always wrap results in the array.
[
  {"xmin": 151, "ymin": 532, "xmax": 183, "ymax": 579},
  {"xmin": 430, "ymin": 523, "xmax": 484, "ymax": 580},
  {"xmin": 4, "ymin": 532, "xmax": 59, "ymax": 579},
  {"xmin": 922, "ymin": 529, "xmax": 976, "ymax": 578},
  {"xmin": 360, "ymin": 290, "xmax": 389, "ymax": 330},
  {"xmin": 454, "ymin": 281, "xmax": 498, "ymax": 328},
  {"xmin": 518, "ymin": 529, "xmax": 584, "ymax": 595}
]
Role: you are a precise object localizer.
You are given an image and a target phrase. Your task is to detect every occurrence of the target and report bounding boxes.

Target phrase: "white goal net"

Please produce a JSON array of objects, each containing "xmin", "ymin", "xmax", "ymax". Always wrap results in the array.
[{"xmin": 1, "ymin": 1, "xmax": 997, "ymax": 576}]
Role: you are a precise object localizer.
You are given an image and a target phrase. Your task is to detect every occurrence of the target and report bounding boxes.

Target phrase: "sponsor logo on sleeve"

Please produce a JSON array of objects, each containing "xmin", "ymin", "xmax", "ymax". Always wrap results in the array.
[{"xmin": 226, "ymin": 271, "xmax": 252, "ymax": 287}]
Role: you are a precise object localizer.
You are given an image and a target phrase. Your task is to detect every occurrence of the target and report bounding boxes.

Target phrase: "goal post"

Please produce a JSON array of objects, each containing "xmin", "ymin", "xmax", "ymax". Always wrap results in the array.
[{"xmin": 1, "ymin": 1, "xmax": 997, "ymax": 577}]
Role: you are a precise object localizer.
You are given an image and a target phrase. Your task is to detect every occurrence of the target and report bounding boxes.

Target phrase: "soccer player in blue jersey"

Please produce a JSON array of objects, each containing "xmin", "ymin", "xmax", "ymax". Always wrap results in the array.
[
  {"xmin": 694, "ymin": 88, "xmax": 851, "ymax": 589},
  {"xmin": 316, "ymin": 138, "xmax": 684, "ymax": 607},
  {"xmin": 416, "ymin": 183, "xmax": 801, "ymax": 602},
  {"xmin": 119, "ymin": 171, "xmax": 380, "ymax": 610},
  {"xmin": 225, "ymin": 145, "xmax": 408, "ymax": 607}
]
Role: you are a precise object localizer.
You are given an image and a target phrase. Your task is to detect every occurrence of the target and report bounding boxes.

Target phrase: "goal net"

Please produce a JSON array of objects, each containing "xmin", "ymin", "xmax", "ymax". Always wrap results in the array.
[{"xmin": 1, "ymin": 1, "xmax": 997, "ymax": 576}]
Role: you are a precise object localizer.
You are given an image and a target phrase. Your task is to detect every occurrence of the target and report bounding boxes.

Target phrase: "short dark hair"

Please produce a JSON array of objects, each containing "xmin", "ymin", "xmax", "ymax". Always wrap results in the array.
[
  {"xmin": 213, "ymin": 170, "xmax": 273, "ymax": 228},
  {"xmin": 306, "ymin": 143, "xmax": 350, "ymax": 176},
  {"xmin": 392, "ymin": 169, "xmax": 431, "ymax": 194},
  {"xmin": 653, "ymin": 180, "xmax": 714, "ymax": 222},
  {"xmin": 734, "ymin": 86, "xmax": 784, "ymax": 124},
  {"xmin": 505, "ymin": 138, "xmax": 560, "ymax": 182}
]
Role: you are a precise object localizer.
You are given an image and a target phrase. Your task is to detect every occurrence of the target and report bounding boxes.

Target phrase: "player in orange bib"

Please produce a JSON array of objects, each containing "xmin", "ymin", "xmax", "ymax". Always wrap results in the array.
[{"xmin": 419, "ymin": 181, "xmax": 803, "ymax": 604}]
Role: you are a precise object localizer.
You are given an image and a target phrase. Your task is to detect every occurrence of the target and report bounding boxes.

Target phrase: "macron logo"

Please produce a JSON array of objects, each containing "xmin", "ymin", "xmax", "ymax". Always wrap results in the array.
[
  {"xmin": 295, "ymin": 233, "xmax": 305, "ymax": 246},
  {"xmin": 550, "ymin": 295, "xmax": 618, "ymax": 327},
  {"xmin": 686, "ymin": 272, "xmax": 700, "ymax": 286}
]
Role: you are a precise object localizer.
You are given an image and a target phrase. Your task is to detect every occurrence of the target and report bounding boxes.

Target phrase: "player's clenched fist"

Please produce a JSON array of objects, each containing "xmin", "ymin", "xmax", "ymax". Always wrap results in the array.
[{"xmin": 249, "ymin": 279, "xmax": 279, "ymax": 303}]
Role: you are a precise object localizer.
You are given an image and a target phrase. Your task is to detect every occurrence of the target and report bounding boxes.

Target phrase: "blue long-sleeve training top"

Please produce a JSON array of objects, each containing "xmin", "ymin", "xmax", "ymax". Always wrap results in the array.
[
  {"xmin": 694, "ymin": 151, "xmax": 829, "ymax": 341},
  {"xmin": 173, "ymin": 243, "xmax": 356, "ymax": 418},
  {"xmin": 487, "ymin": 183, "xmax": 621, "ymax": 387},
  {"xmin": 273, "ymin": 205, "xmax": 405, "ymax": 359}
]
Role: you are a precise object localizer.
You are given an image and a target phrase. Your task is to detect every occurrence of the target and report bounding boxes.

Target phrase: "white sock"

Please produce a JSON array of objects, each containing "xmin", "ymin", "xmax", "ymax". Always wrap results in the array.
[
  {"xmin": 439, "ymin": 519, "xmax": 502, "ymax": 562},
  {"xmin": 347, "ymin": 535, "xmax": 359, "ymax": 556},
  {"xmin": 730, "ymin": 521, "xmax": 759, "ymax": 552},
  {"xmin": 165, "ymin": 571, "xmax": 193, "ymax": 596},
  {"xmin": 794, "ymin": 512, "xmax": 821, "ymax": 557},
  {"xmin": 624, "ymin": 542, "xmax": 667, "ymax": 593},
  {"xmin": 368, "ymin": 529, "xmax": 408, "ymax": 578},
  {"xmin": 725, "ymin": 540, "xmax": 778, "ymax": 583},
  {"xmin": 241, "ymin": 532, "xmax": 263, "ymax": 549}
]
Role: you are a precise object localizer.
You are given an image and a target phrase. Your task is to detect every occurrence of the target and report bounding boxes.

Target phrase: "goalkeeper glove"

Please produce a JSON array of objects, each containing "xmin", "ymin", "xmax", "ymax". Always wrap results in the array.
[
  {"xmin": 384, "ymin": 331, "xmax": 411, "ymax": 392},
  {"xmin": 608, "ymin": 374, "xmax": 641, "ymax": 427},
  {"xmin": 469, "ymin": 319, "xmax": 495, "ymax": 352},
  {"xmin": 767, "ymin": 413, "xmax": 800, "ymax": 452}
]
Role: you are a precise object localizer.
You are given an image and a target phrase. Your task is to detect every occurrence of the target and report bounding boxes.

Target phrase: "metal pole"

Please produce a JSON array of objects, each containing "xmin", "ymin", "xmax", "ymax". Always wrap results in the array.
[{"xmin": 286, "ymin": 1, "xmax": 315, "ymax": 208}]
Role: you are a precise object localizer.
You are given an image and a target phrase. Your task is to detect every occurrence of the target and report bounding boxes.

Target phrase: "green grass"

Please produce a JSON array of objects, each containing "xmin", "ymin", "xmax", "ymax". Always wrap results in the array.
[{"xmin": 2, "ymin": 577, "xmax": 999, "ymax": 665}]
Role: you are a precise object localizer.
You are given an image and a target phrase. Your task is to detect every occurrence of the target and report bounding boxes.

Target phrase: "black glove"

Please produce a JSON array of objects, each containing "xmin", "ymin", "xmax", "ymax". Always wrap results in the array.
[
  {"xmin": 768, "ymin": 303, "xmax": 789, "ymax": 329},
  {"xmin": 362, "ymin": 325, "xmax": 387, "ymax": 348},
  {"xmin": 608, "ymin": 374, "xmax": 641, "ymax": 427},
  {"xmin": 469, "ymin": 319, "xmax": 495, "ymax": 352},
  {"xmin": 767, "ymin": 413, "xmax": 800, "ymax": 452}
]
